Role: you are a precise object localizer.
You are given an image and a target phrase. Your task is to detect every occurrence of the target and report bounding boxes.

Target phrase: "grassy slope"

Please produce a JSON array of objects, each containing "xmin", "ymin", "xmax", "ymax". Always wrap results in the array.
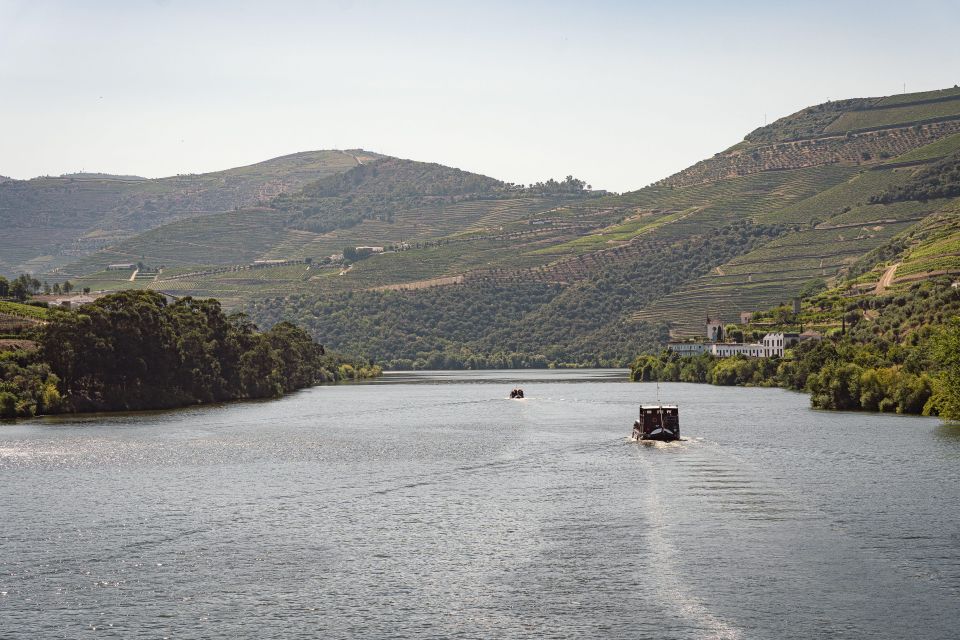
[
  {"xmin": 0, "ymin": 150, "xmax": 374, "ymax": 275},
  {"xmin": 0, "ymin": 300, "xmax": 48, "ymax": 320},
  {"xmin": 824, "ymin": 97, "xmax": 960, "ymax": 133},
  {"xmin": 895, "ymin": 214, "xmax": 960, "ymax": 278}
]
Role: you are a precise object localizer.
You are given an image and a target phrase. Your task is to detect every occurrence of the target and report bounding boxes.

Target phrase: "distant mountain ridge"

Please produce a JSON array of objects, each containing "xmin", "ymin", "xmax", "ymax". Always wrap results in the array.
[{"xmin": 57, "ymin": 173, "xmax": 147, "ymax": 181}]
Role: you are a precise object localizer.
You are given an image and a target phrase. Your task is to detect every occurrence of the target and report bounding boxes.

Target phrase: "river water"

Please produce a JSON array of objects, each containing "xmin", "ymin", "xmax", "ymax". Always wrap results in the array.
[{"xmin": 1, "ymin": 370, "xmax": 959, "ymax": 639}]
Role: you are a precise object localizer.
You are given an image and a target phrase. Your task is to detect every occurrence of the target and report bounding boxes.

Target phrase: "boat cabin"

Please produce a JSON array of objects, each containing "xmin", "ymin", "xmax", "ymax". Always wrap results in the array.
[{"xmin": 632, "ymin": 404, "xmax": 680, "ymax": 441}]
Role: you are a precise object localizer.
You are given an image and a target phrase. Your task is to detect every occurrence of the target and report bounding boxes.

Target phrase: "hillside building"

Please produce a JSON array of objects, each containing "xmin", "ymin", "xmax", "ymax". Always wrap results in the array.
[
  {"xmin": 40, "ymin": 293, "xmax": 102, "ymax": 308},
  {"xmin": 668, "ymin": 342, "xmax": 708, "ymax": 356},
  {"xmin": 762, "ymin": 332, "xmax": 801, "ymax": 357},
  {"xmin": 710, "ymin": 342, "xmax": 765, "ymax": 358},
  {"xmin": 668, "ymin": 320, "xmax": 820, "ymax": 359},
  {"xmin": 705, "ymin": 317, "xmax": 724, "ymax": 342}
]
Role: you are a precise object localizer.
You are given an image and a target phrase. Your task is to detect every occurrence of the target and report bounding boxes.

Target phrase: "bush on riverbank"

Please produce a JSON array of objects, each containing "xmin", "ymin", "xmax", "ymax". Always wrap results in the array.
[
  {"xmin": 630, "ymin": 344, "xmax": 938, "ymax": 416},
  {"xmin": 0, "ymin": 352, "xmax": 62, "ymax": 419},
  {"xmin": 929, "ymin": 318, "xmax": 960, "ymax": 421}
]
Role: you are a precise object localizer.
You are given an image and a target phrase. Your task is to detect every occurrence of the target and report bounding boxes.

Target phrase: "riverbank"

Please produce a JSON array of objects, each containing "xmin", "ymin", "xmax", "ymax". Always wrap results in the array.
[{"xmin": 629, "ymin": 336, "xmax": 947, "ymax": 418}]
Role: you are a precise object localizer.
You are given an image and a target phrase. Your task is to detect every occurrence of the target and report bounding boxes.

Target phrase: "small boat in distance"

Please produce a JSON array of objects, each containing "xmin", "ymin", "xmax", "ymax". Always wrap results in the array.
[
  {"xmin": 632, "ymin": 404, "xmax": 680, "ymax": 441},
  {"xmin": 509, "ymin": 388, "xmax": 525, "ymax": 399}
]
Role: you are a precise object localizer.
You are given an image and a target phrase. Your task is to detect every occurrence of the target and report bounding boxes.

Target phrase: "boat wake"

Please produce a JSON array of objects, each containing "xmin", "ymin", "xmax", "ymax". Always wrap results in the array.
[{"xmin": 634, "ymin": 446, "xmax": 745, "ymax": 639}]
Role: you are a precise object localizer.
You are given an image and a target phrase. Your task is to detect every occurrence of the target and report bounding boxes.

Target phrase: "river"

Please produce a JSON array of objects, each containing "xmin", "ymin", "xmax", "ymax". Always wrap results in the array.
[{"xmin": 2, "ymin": 370, "xmax": 959, "ymax": 639}]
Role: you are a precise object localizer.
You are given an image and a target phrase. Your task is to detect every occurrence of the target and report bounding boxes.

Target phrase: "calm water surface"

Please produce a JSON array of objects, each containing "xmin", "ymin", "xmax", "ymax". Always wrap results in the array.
[{"xmin": 2, "ymin": 370, "xmax": 959, "ymax": 639}]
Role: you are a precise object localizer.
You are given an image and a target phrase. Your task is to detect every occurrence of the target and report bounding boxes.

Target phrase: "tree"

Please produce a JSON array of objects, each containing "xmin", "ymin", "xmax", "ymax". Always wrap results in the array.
[
  {"xmin": 10, "ymin": 280, "xmax": 27, "ymax": 301},
  {"xmin": 809, "ymin": 362, "xmax": 863, "ymax": 410},
  {"xmin": 62, "ymin": 281, "xmax": 74, "ymax": 294},
  {"xmin": 930, "ymin": 319, "xmax": 960, "ymax": 420},
  {"xmin": 0, "ymin": 276, "xmax": 8, "ymax": 298}
]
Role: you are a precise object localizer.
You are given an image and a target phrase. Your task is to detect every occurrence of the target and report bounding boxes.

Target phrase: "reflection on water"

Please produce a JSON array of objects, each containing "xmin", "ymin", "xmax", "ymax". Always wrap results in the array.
[
  {"xmin": 1, "ymin": 370, "xmax": 958, "ymax": 639},
  {"xmin": 934, "ymin": 421, "xmax": 960, "ymax": 442}
]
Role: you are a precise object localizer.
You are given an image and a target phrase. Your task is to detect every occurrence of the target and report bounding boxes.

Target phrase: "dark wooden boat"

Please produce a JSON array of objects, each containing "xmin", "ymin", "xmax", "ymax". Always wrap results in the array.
[{"xmin": 632, "ymin": 404, "xmax": 680, "ymax": 441}]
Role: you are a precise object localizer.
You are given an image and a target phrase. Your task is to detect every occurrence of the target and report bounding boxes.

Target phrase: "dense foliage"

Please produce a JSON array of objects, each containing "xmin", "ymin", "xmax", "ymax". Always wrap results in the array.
[
  {"xmin": 254, "ymin": 281, "xmax": 564, "ymax": 370},
  {"xmin": 250, "ymin": 221, "xmax": 783, "ymax": 368},
  {"xmin": 870, "ymin": 152, "xmax": 960, "ymax": 204},
  {"xmin": 0, "ymin": 352, "xmax": 61, "ymax": 419},
  {"xmin": 930, "ymin": 318, "xmax": 960, "ymax": 421},
  {"xmin": 0, "ymin": 290, "xmax": 378, "ymax": 418},
  {"xmin": 632, "ymin": 278, "xmax": 960, "ymax": 417}
]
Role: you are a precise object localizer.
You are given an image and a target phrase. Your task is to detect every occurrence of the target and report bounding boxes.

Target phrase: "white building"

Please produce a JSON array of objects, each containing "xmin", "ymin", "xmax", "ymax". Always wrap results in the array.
[
  {"xmin": 667, "ymin": 342, "xmax": 708, "ymax": 356},
  {"xmin": 669, "ymin": 331, "xmax": 819, "ymax": 359},
  {"xmin": 667, "ymin": 319, "xmax": 821, "ymax": 359},
  {"xmin": 709, "ymin": 342, "xmax": 765, "ymax": 358},
  {"xmin": 46, "ymin": 294, "xmax": 100, "ymax": 308},
  {"xmin": 762, "ymin": 332, "xmax": 801, "ymax": 358}
]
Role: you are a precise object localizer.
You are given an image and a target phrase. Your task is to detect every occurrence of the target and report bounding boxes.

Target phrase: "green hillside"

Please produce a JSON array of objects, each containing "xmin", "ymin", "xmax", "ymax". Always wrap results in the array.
[
  {"xmin": 14, "ymin": 85, "xmax": 960, "ymax": 367},
  {"xmin": 63, "ymin": 158, "xmax": 605, "ymax": 291},
  {"xmin": 0, "ymin": 149, "xmax": 377, "ymax": 275}
]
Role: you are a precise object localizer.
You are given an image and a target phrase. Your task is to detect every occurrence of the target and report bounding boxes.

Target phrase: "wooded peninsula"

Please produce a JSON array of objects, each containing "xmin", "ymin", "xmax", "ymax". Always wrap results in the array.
[{"xmin": 0, "ymin": 290, "xmax": 379, "ymax": 419}]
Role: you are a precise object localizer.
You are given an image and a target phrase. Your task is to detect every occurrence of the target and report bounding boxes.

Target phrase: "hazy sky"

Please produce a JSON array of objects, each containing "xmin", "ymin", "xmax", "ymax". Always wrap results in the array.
[{"xmin": 2, "ymin": 0, "xmax": 959, "ymax": 192}]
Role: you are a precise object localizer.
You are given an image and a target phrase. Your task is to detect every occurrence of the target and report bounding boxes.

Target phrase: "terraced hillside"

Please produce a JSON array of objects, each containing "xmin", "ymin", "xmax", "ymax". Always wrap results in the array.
[
  {"xmin": 63, "ymin": 158, "xmax": 607, "ymax": 291},
  {"xmin": 0, "ymin": 149, "xmax": 377, "ymax": 275},
  {"xmin": 632, "ymin": 151, "xmax": 960, "ymax": 336},
  {"xmin": 662, "ymin": 87, "xmax": 960, "ymax": 189},
  {"xmin": 871, "ymin": 214, "xmax": 960, "ymax": 284},
  {"xmin": 25, "ymin": 85, "xmax": 960, "ymax": 366}
]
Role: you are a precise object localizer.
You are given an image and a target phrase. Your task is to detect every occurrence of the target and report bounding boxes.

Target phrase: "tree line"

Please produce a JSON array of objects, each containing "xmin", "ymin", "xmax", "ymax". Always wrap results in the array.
[
  {"xmin": 0, "ymin": 290, "xmax": 379, "ymax": 418},
  {"xmin": 0, "ymin": 273, "xmax": 84, "ymax": 301}
]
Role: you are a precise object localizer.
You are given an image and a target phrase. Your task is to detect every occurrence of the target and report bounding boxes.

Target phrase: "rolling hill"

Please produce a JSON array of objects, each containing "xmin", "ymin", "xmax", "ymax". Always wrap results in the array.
[
  {"xmin": 0, "ymin": 149, "xmax": 379, "ymax": 275},
  {"xmin": 6, "ymin": 86, "xmax": 960, "ymax": 366}
]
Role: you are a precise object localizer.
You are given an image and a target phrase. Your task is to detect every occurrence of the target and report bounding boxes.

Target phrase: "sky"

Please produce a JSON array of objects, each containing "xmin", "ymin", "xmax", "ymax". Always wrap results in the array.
[{"xmin": 2, "ymin": 0, "xmax": 959, "ymax": 192}]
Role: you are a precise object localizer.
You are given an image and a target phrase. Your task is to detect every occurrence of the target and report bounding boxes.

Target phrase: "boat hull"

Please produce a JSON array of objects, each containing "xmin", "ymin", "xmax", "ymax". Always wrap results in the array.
[{"xmin": 636, "ymin": 430, "xmax": 679, "ymax": 442}]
